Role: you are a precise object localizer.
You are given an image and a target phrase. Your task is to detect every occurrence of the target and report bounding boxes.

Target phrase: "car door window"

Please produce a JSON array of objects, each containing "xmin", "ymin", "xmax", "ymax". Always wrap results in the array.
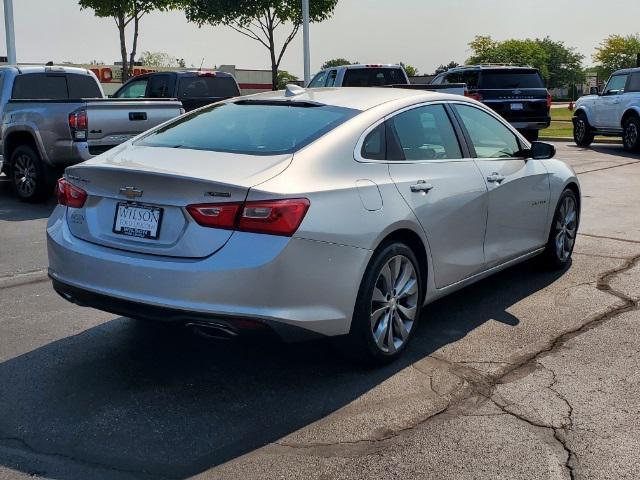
[
  {"xmin": 147, "ymin": 75, "xmax": 171, "ymax": 98},
  {"xmin": 115, "ymin": 78, "xmax": 148, "ymax": 98},
  {"xmin": 603, "ymin": 75, "xmax": 628, "ymax": 95},
  {"xmin": 388, "ymin": 104, "xmax": 462, "ymax": 160},
  {"xmin": 627, "ymin": 73, "xmax": 640, "ymax": 92},
  {"xmin": 454, "ymin": 104, "xmax": 521, "ymax": 158},
  {"xmin": 308, "ymin": 71, "xmax": 328, "ymax": 88},
  {"xmin": 325, "ymin": 70, "xmax": 338, "ymax": 87}
]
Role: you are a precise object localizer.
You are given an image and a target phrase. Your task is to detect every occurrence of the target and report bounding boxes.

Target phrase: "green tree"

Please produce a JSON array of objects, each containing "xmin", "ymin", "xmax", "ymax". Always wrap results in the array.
[
  {"xmin": 78, "ymin": 0, "xmax": 178, "ymax": 81},
  {"xmin": 434, "ymin": 61, "xmax": 459, "ymax": 75},
  {"xmin": 183, "ymin": 0, "xmax": 339, "ymax": 90},
  {"xmin": 593, "ymin": 34, "xmax": 640, "ymax": 80},
  {"xmin": 321, "ymin": 58, "xmax": 356, "ymax": 69},
  {"xmin": 139, "ymin": 51, "xmax": 179, "ymax": 67},
  {"xmin": 276, "ymin": 70, "xmax": 299, "ymax": 89},
  {"xmin": 400, "ymin": 62, "xmax": 418, "ymax": 77},
  {"xmin": 536, "ymin": 37, "xmax": 584, "ymax": 88}
]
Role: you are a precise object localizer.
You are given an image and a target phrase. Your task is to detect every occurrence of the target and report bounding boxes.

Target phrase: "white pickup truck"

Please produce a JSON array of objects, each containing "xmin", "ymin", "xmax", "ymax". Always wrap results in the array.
[{"xmin": 573, "ymin": 67, "xmax": 640, "ymax": 151}]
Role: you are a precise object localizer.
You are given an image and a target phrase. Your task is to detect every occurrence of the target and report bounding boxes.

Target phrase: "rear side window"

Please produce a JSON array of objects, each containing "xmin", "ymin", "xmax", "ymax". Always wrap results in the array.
[
  {"xmin": 12, "ymin": 74, "xmax": 68, "ymax": 99},
  {"xmin": 67, "ymin": 74, "xmax": 101, "ymax": 98},
  {"xmin": 148, "ymin": 75, "xmax": 172, "ymax": 98},
  {"xmin": 388, "ymin": 104, "xmax": 462, "ymax": 160},
  {"xmin": 627, "ymin": 73, "xmax": 640, "ymax": 93},
  {"xmin": 361, "ymin": 123, "xmax": 386, "ymax": 160},
  {"xmin": 342, "ymin": 68, "xmax": 405, "ymax": 87},
  {"xmin": 177, "ymin": 76, "xmax": 239, "ymax": 98},
  {"xmin": 479, "ymin": 70, "xmax": 544, "ymax": 89},
  {"xmin": 137, "ymin": 101, "xmax": 359, "ymax": 155}
]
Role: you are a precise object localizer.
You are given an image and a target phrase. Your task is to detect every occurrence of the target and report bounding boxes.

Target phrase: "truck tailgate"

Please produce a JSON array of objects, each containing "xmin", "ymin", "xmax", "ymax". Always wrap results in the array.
[{"xmin": 84, "ymin": 99, "xmax": 183, "ymax": 154}]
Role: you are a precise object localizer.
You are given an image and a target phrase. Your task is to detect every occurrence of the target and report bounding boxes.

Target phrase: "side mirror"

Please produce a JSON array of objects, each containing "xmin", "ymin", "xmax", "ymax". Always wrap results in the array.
[
  {"xmin": 529, "ymin": 141, "xmax": 556, "ymax": 160},
  {"xmin": 589, "ymin": 86, "xmax": 600, "ymax": 95}
]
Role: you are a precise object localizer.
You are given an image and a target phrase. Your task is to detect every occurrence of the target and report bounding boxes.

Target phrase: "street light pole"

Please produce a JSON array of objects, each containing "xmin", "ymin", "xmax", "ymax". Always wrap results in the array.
[
  {"xmin": 302, "ymin": 0, "xmax": 310, "ymax": 86},
  {"xmin": 3, "ymin": 0, "xmax": 16, "ymax": 64}
]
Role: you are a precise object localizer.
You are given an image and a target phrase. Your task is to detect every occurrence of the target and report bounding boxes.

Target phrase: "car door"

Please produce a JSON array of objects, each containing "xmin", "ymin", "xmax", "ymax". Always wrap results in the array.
[
  {"xmin": 452, "ymin": 103, "xmax": 550, "ymax": 267},
  {"xmin": 146, "ymin": 74, "xmax": 175, "ymax": 99},
  {"xmin": 595, "ymin": 74, "xmax": 628, "ymax": 129},
  {"xmin": 384, "ymin": 103, "xmax": 488, "ymax": 288}
]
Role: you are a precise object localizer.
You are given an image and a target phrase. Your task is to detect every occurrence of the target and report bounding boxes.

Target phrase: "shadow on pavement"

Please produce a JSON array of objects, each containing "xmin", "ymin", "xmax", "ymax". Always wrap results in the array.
[
  {"xmin": 568, "ymin": 143, "xmax": 640, "ymax": 160},
  {"xmin": 0, "ymin": 177, "xmax": 56, "ymax": 221},
  {"xmin": 0, "ymin": 260, "xmax": 567, "ymax": 479}
]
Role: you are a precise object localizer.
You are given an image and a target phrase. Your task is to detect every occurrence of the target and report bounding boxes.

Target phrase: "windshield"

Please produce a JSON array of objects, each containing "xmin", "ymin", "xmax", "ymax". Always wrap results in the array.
[
  {"xmin": 136, "ymin": 101, "xmax": 359, "ymax": 155},
  {"xmin": 479, "ymin": 70, "xmax": 545, "ymax": 89}
]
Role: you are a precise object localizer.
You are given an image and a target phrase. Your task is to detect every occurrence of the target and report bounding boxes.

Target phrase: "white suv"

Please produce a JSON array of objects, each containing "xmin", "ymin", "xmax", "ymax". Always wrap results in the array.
[{"xmin": 573, "ymin": 67, "xmax": 640, "ymax": 151}]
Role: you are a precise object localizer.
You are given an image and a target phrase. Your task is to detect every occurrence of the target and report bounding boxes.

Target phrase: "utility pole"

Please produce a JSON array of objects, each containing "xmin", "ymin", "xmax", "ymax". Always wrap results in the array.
[
  {"xmin": 302, "ymin": 0, "xmax": 310, "ymax": 86},
  {"xmin": 3, "ymin": 0, "xmax": 16, "ymax": 64}
]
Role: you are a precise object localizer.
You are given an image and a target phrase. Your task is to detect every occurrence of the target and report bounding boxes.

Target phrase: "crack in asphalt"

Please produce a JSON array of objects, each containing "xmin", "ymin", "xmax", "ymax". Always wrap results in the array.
[
  {"xmin": 576, "ymin": 159, "xmax": 640, "ymax": 175},
  {"xmin": 0, "ymin": 436, "xmax": 174, "ymax": 480},
  {"xmin": 274, "ymin": 249, "xmax": 640, "ymax": 478},
  {"xmin": 578, "ymin": 233, "xmax": 640, "ymax": 245}
]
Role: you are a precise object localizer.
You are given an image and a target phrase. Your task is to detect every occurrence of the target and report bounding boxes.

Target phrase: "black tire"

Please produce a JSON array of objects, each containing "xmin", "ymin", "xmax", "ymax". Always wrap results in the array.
[
  {"xmin": 573, "ymin": 112, "xmax": 595, "ymax": 148},
  {"xmin": 521, "ymin": 129, "xmax": 539, "ymax": 142},
  {"xmin": 542, "ymin": 189, "xmax": 579, "ymax": 269},
  {"xmin": 622, "ymin": 115, "xmax": 640, "ymax": 152},
  {"xmin": 9, "ymin": 144, "xmax": 55, "ymax": 203},
  {"xmin": 334, "ymin": 242, "xmax": 423, "ymax": 365}
]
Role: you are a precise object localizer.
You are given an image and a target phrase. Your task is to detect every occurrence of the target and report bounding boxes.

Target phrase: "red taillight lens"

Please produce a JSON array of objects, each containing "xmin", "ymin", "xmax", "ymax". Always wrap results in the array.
[
  {"xmin": 68, "ymin": 109, "xmax": 88, "ymax": 140},
  {"xmin": 57, "ymin": 178, "xmax": 87, "ymax": 208},
  {"xmin": 76, "ymin": 110, "xmax": 88, "ymax": 130},
  {"xmin": 546, "ymin": 91, "xmax": 553, "ymax": 108},
  {"xmin": 186, "ymin": 203, "xmax": 241, "ymax": 230},
  {"xmin": 465, "ymin": 91, "xmax": 483, "ymax": 102},
  {"xmin": 238, "ymin": 199, "xmax": 310, "ymax": 236},
  {"xmin": 186, "ymin": 198, "xmax": 310, "ymax": 237}
]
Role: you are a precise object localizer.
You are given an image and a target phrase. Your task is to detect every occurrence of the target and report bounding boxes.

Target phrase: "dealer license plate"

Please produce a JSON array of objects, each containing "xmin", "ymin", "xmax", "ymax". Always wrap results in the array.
[{"xmin": 113, "ymin": 203, "xmax": 163, "ymax": 240}]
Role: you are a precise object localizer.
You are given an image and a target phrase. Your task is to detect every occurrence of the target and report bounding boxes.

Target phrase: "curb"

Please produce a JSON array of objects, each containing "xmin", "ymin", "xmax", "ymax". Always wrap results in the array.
[
  {"xmin": 0, "ymin": 269, "xmax": 49, "ymax": 290},
  {"xmin": 540, "ymin": 137, "xmax": 622, "ymax": 144}
]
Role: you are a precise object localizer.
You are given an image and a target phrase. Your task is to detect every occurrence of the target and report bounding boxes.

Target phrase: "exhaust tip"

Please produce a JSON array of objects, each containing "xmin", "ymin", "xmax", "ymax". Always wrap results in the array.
[{"xmin": 186, "ymin": 322, "xmax": 239, "ymax": 341}]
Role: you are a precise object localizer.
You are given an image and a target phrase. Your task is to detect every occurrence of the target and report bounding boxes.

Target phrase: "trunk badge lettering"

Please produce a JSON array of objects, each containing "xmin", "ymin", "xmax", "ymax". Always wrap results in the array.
[
  {"xmin": 119, "ymin": 186, "xmax": 143, "ymax": 199},
  {"xmin": 206, "ymin": 191, "xmax": 231, "ymax": 198}
]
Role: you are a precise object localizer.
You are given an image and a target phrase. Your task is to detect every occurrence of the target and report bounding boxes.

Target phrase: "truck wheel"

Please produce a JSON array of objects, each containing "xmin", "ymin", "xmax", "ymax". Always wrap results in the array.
[
  {"xmin": 521, "ymin": 129, "xmax": 539, "ymax": 142},
  {"xmin": 622, "ymin": 116, "xmax": 640, "ymax": 152},
  {"xmin": 573, "ymin": 112, "xmax": 594, "ymax": 147},
  {"xmin": 10, "ymin": 145, "xmax": 55, "ymax": 203}
]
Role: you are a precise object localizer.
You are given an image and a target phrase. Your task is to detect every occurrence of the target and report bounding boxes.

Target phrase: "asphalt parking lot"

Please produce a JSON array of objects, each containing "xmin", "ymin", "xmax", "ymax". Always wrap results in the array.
[{"xmin": 0, "ymin": 142, "xmax": 639, "ymax": 480}]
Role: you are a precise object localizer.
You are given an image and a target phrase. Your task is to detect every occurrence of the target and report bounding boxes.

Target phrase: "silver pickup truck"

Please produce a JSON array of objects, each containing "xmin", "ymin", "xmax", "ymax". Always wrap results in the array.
[{"xmin": 0, "ymin": 66, "xmax": 183, "ymax": 202}]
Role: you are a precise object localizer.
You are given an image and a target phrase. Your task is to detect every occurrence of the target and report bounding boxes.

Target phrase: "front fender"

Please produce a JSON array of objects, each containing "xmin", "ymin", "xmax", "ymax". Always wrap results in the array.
[
  {"xmin": 573, "ymin": 105, "xmax": 595, "ymax": 126},
  {"xmin": 621, "ymin": 106, "xmax": 640, "ymax": 127}
]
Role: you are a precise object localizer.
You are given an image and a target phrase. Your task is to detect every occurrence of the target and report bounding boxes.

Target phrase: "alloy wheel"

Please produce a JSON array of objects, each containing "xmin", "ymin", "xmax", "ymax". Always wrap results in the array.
[
  {"xmin": 554, "ymin": 195, "xmax": 578, "ymax": 262},
  {"xmin": 12, "ymin": 153, "xmax": 37, "ymax": 197},
  {"xmin": 624, "ymin": 122, "xmax": 638, "ymax": 149},
  {"xmin": 575, "ymin": 119, "xmax": 587, "ymax": 142},
  {"xmin": 370, "ymin": 255, "xmax": 418, "ymax": 354}
]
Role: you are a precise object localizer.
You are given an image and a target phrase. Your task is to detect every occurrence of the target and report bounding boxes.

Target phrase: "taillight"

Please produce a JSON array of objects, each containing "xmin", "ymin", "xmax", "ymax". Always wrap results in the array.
[
  {"xmin": 187, "ymin": 199, "xmax": 310, "ymax": 237},
  {"xmin": 57, "ymin": 178, "xmax": 87, "ymax": 208},
  {"xmin": 68, "ymin": 109, "xmax": 88, "ymax": 141},
  {"xmin": 465, "ymin": 91, "xmax": 483, "ymax": 102},
  {"xmin": 546, "ymin": 91, "xmax": 553, "ymax": 108}
]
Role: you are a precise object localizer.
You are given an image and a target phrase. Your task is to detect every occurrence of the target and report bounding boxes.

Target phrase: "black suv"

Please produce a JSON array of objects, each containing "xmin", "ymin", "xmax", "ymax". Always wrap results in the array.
[{"xmin": 432, "ymin": 65, "xmax": 551, "ymax": 141}]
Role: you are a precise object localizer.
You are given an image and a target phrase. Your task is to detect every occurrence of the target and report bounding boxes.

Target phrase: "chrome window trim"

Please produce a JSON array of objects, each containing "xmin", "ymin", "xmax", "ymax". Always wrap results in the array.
[{"xmin": 354, "ymin": 100, "xmax": 474, "ymax": 165}]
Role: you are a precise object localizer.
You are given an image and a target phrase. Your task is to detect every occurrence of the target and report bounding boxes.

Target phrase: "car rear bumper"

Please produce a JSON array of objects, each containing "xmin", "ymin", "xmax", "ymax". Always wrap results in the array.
[
  {"xmin": 47, "ymin": 206, "xmax": 371, "ymax": 341},
  {"xmin": 509, "ymin": 119, "xmax": 551, "ymax": 130}
]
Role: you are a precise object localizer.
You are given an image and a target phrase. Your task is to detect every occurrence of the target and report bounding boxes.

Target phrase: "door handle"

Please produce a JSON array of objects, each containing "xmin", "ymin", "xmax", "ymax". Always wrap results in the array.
[
  {"xmin": 486, "ymin": 172, "xmax": 505, "ymax": 183},
  {"xmin": 410, "ymin": 180, "xmax": 434, "ymax": 193}
]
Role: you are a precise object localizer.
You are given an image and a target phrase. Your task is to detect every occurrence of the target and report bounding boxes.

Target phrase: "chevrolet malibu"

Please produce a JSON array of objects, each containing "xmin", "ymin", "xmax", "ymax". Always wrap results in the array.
[{"xmin": 47, "ymin": 86, "xmax": 580, "ymax": 363}]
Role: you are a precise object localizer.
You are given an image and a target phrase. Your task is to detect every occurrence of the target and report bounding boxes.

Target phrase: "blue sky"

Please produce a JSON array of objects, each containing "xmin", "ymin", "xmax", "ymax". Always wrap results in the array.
[{"xmin": 0, "ymin": 0, "xmax": 638, "ymax": 76}]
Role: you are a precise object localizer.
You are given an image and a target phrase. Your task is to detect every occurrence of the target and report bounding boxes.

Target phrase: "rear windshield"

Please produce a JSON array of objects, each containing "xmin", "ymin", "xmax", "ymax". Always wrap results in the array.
[
  {"xmin": 479, "ymin": 70, "xmax": 544, "ymax": 89},
  {"xmin": 12, "ymin": 74, "xmax": 68, "ymax": 100},
  {"xmin": 177, "ymin": 76, "xmax": 239, "ymax": 98},
  {"xmin": 342, "ymin": 68, "xmax": 406, "ymax": 87},
  {"xmin": 136, "ymin": 101, "xmax": 359, "ymax": 155}
]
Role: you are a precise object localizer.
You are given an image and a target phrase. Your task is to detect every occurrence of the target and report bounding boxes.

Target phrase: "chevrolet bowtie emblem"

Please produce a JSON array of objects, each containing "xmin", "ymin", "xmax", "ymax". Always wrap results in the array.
[{"xmin": 119, "ymin": 186, "xmax": 143, "ymax": 199}]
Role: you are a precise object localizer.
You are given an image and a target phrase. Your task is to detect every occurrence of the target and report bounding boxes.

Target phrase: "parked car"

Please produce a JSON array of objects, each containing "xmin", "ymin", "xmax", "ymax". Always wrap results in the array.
[
  {"xmin": 308, "ymin": 63, "xmax": 466, "ymax": 95},
  {"xmin": 573, "ymin": 67, "xmax": 640, "ymax": 151},
  {"xmin": 0, "ymin": 66, "xmax": 184, "ymax": 202},
  {"xmin": 431, "ymin": 65, "xmax": 552, "ymax": 141},
  {"xmin": 48, "ymin": 86, "xmax": 580, "ymax": 364},
  {"xmin": 113, "ymin": 70, "xmax": 241, "ymax": 112}
]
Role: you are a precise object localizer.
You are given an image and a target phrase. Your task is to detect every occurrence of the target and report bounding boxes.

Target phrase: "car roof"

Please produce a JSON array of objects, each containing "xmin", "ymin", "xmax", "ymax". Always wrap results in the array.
[
  {"xmin": 0, "ymin": 65, "xmax": 94, "ymax": 75},
  {"xmin": 240, "ymin": 87, "xmax": 464, "ymax": 111},
  {"xmin": 612, "ymin": 67, "xmax": 640, "ymax": 75},
  {"xmin": 319, "ymin": 64, "xmax": 403, "ymax": 72},
  {"xmin": 446, "ymin": 65, "xmax": 538, "ymax": 72}
]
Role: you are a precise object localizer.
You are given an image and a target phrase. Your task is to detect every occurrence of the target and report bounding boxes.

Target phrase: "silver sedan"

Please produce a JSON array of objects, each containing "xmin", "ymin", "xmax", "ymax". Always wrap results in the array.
[{"xmin": 47, "ymin": 87, "xmax": 580, "ymax": 363}]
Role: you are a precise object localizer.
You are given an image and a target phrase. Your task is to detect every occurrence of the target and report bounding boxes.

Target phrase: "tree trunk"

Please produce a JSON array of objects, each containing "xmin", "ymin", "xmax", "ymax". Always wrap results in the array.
[
  {"xmin": 129, "ymin": 13, "xmax": 140, "ymax": 77},
  {"xmin": 268, "ymin": 33, "xmax": 278, "ymax": 90},
  {"xmin": 117, "ymin": 13, "xmax": 129, "ymax": 83}
]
